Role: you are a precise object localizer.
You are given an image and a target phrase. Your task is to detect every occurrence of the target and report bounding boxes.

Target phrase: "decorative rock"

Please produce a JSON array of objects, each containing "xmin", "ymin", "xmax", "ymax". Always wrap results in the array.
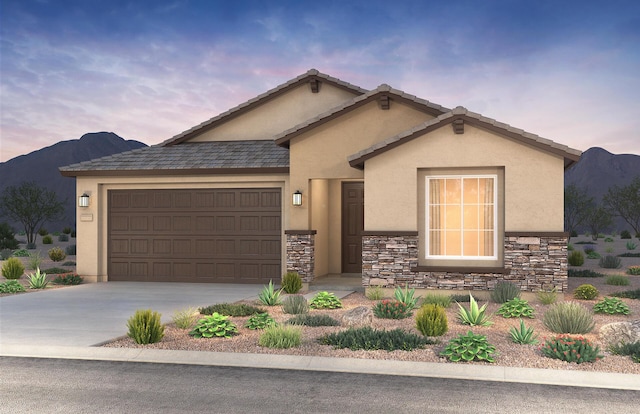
[
  {"xmin": 599, "ymin": 320, "xmax": 640, "ymax": 347},
  {"xmin": 341, "ymin": 306, "xmax": 373, "ymax": 327}
]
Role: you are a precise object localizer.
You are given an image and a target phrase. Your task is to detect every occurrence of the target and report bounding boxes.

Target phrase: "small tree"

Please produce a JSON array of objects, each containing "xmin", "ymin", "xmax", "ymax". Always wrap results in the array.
[
  {"xmin": 604, "ymin": 176, "xmax": 640, "ymax": 236},
  {"xmin": 0, "ymin": 181, "xmax": 64, "ymax": 244},
  {"xmin": 584, "ymin": 203, "xmax": 613, "ymax": 241},
  {"xmin": 564, "ymin": 184, "xmax": 593, "ymax": 240},
  {"xmin": 0, "ymin": 222, "xmax": 20, "ymax": 250}
]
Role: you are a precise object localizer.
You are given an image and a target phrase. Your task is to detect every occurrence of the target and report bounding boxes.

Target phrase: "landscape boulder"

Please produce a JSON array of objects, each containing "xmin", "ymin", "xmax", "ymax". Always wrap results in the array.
[
  {"xmin": 599, "ymin": 320, "xmax": 640, "ymax": 347},
  {"xmin": 341, "ymin": 306, "xmax": 373, "ymax": 327}
]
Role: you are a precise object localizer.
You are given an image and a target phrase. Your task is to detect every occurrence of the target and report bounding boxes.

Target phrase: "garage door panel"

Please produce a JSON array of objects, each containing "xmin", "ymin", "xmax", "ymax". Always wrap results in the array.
[{"xmin": 130, "ymin": 216, "xmax": 149, "ymax": 231}]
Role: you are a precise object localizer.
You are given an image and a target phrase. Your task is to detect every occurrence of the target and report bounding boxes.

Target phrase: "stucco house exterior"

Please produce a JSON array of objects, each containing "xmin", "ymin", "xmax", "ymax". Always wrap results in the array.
[{"xmin": 60, "ymin": 69, "xmax": 581, "ymax": 293}]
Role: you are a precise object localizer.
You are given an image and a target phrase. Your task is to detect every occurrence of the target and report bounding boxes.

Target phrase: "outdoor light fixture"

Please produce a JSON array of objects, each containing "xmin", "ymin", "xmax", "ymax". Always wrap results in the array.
[
  {"xmin": 292, "ymin": 190, "xmax": 302, "ymax": 206},
  {"xmin": 78, "ymin": 193, "xmax": 90, "ymax": 208}
]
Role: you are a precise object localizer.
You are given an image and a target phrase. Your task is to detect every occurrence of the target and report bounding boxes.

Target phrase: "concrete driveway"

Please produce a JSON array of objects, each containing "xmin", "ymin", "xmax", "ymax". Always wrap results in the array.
[{"xmin": 0, "ymin": 282, "xmax": 261, "ymax": 348}]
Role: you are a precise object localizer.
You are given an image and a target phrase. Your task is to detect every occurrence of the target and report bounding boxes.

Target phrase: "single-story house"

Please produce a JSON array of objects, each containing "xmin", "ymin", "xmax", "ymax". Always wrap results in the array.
[{"xmin": 60, "ymin": 69, "xmax": 581, "ymax": 293}]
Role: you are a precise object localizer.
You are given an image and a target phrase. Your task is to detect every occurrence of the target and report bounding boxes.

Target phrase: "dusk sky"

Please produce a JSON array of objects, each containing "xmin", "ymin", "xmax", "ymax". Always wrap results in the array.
[{"xmin": 1, "ymin": 0, "xmax": 639, "ymax": 162}]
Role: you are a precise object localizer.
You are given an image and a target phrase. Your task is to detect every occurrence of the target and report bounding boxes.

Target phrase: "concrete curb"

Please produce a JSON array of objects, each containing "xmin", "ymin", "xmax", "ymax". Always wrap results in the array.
[{"xmin": 2, "ymin": 345, "xmax": 638, "ymax": 391}]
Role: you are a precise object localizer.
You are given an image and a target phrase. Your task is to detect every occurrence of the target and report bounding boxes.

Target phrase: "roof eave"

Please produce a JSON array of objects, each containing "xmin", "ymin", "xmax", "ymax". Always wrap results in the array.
[{"xmin": 59, "ymin": 167, "xmax": 289, "ymax": 177}]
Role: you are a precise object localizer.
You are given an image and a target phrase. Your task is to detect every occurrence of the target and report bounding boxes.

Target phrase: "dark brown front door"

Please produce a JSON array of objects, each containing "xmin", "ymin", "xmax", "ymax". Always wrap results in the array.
[{"xmin": 341, "ymin": 182, "xmax": 364, "ymax": 273}]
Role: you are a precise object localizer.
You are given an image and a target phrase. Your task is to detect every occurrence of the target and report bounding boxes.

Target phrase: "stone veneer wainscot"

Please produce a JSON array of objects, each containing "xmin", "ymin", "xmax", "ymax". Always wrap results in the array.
[{"xmin": 285, "ymin": 230, "xmax": 316, "ymax": 282}]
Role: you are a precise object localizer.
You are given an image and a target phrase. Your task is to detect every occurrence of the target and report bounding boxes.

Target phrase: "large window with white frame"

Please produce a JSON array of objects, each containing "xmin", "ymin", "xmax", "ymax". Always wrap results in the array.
[{"xmin": 426, "ymin": 175, "xmax": 498, "ymax": 260}]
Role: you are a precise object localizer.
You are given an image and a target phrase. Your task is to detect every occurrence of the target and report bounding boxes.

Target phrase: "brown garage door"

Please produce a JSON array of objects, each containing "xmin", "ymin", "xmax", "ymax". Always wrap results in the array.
[{"xmin": 108, "ymin": 188, "xmax": 281, "ymax": 283}]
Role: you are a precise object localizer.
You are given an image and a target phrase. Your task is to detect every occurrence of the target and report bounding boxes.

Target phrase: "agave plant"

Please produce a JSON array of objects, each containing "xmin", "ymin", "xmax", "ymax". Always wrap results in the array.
[
  {"xmin": 257, "ymin": 280, "xmax": 282, "ymax": 306},
  {"xmin": 456, "ymin": 294, "xmax": 493, "ymax": 326}
]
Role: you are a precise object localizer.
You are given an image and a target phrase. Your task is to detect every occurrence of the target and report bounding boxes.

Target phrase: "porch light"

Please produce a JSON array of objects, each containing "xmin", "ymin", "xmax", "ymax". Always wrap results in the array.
[
  {"xmin": 78, "ymin": 193, "xmax": 90, "ymax": 208},
  {"xmin": 292, "ymin": 190, "xmax": 302, "ymax": 206}
]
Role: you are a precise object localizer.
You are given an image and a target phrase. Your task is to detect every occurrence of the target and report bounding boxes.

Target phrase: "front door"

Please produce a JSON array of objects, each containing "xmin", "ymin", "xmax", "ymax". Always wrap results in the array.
[{"xmin": 341, "ymin": 182, "xmax": 364, "ymax": 273}]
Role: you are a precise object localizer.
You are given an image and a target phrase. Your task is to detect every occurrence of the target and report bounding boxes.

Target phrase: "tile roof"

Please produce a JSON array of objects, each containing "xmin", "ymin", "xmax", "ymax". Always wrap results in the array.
[
  {"xmin": 348, "ymin": 106, "xmax": 582, "ymax": 169},
  {"xmin": 59, "ymin": 141, "xmax": 289, "ymax": 176},
  {"xmin": 160, "ymin": 69, "xmax": 368, "ymax": 146}
]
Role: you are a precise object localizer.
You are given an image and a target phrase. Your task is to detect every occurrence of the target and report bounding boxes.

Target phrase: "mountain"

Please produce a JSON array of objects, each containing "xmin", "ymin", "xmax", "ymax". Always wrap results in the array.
[
  {"xmin": 0, "ymin": 132, "xmax": 147, "ymax": 233},
  {"xmin": 565, "ymin": 147, "xmax": 640, "ymax": 232}
]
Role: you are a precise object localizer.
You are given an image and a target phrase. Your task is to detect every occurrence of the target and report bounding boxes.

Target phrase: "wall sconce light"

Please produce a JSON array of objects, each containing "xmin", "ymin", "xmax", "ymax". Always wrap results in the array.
[
  {"xmin": 292, "ymin": 190, "xmax": 302, "ymax": 206},
  {"xmin": 78, "ymin": 193, "xmax": 90, "ymax": 208}
]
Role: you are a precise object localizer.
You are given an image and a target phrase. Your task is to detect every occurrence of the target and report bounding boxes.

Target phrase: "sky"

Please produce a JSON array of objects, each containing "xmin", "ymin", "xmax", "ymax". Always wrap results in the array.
[{"xmin": 1, "ymin": 0, "xmax": 639, "ymax": 162}]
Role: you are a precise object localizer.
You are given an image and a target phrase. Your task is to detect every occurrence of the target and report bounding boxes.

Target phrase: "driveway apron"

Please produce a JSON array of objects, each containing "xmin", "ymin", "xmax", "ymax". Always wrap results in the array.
[{"xmin": 0, "ymin": 282, "xmax": 260, "ymax": 348}]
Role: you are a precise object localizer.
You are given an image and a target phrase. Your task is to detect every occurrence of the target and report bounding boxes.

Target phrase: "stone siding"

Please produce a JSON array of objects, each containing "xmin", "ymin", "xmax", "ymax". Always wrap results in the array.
[{"xmin": 285, "ymin": 232, "xmax": 316, "ymax": 282}]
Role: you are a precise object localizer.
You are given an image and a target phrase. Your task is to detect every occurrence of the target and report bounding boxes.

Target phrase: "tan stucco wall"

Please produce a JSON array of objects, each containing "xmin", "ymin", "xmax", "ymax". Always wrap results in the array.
[
  {"xmin": 74, "ymin": 174, "xmax": 289, "ymax": 282},
  {"xmin": 189, "ymin": 83, "xmax": 358, "ymax": 142},
  {"xmin": 364, "ymin": 124, "xmax": 565, "ymax": 232}
]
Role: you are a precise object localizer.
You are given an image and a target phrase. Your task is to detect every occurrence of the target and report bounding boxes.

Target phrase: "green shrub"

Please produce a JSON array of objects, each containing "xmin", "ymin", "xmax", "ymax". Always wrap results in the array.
[
  {"xmin": 48, "ymin": 247, "xmax": 66, "ymax": 262},
  {"xmin": 541, "ymin": 335, "xmax": 603, "ymax": 364},
  {"xmin": 257, "ymin": 280, "xmax": 282, "ymax": 306},
  {"xmin": 568, "ymin": 250, "xmax": 584, "ymax": 266},
  {"xmin": 567, "ymin": 243, "xmax": 574, "ymax": 251},
  {"xmin": 604, "ymin": 237, "xmax": 614, "ymax": 242},
  {"xmin": 27, "ymin": 268, "xmax": 48, "ymax": 289},
  {"xmin": 0, "ymin": 249, "xmax": 12, "ymax": 260},
  {"xmin": 605, "ymin": 275, "xmax": 630, "ymax": 286},
  {"xmin": 440, "ymin": 331, "xmax": 497, "ymax": 363},
  {"xmin": 172, "ymin": 307, "xmax": 198, "ymax": 329},
  {"xmin": 319, "ymin": 327, "xmax": 433, "ymax": 351},
  {"xmin": 574, "ymin": 241, "xmax": 596, "ymax": 244},
  {"xmin": 543, "ymin": 302, "xmax": 595, "ymax": 334},
  {"xmin": 58, "ymin": 234, "xmax": 69, "ymax": 242},
  {"xmin": 415, "ymin": 304, "xmax": 448, "ymax": 337},
  {"xmin": 568, "ymin": 269, "xmax": 604, "ymax": 278},
  {"xmin": 286, "ymin": 314, "xmax": 340, "ymax": 327},
  {"xmin": 281, "ymin": 272, "xmax": 302, "ymax": 294},
  {"xmin": 509, "ymin": 319, "xmax": 539, "ymax": 345},
  {"xmin": 573, "ymin": 284, "xmax": 599, "ymax": 300},
  {"xmin": 449, "ymin": 294, "xmax": 470, "ymax": 302},
  {"xmin": 497, "ymin": 298, "xmax": 535, "ymax": 318},
  {"xmin": 456, "ymin": 294, "xmax": 493, "ymax": 326},
  {"xmin": 612, "ymin": 288, "xmax": 640, "ymax": 299},
  {"xmin": 490, "ymin": 281, "xmax": 521, "ymax": 303},
  {"xmin": 365, "ymin": 285, "xmax": 384, "ymax": 300},
  {"xmin": 421, "ymin": 293, "xmax": 452, "ymax": 308},
  {"xmin": 282, "ymin": 294, "xmax": 309, "ymax": 314},
  {"xmin": 44, "ymin": 267, "xmax": 73, "ymax": 274},
  {"xmin": 593, "ymin": 297, "xmax": 630, "ymax": 315},
  {"xmin": 586, "ymin": 251, "xmax": 601, "ymax": 259},
  {"xmin": 259, "ymin": 325, "xmax": 302, "ymax": 348},
  {"xmin": 620, "ymin": 230, "xmax": 632, "ymax": 239},
  {"xmin": 62, "ymin": 227, "xmax": 72, "ymax": 235},
  {"xmin": 372, "ymin": 299, "xmax": 413, "ymax": 319},
  {"xmin": 584, "ymin": 245, "xmax": 595, "ymax": 254},
  {"xmin": 25, "ymin": 242, "xmax": 36, "ymax": 250},
  {"xmin": 1, "ymin": 257, "xmax": 25, "ymax": 280},
  {"xmin": 626, "ymin": 241, "xmax": 638, "ymax": 250},
  {"xmin": 394, "ymin": 284, "xmax": 419, "ymax": 310},
  {"xmin": 309, "ymin": 291, "xmax": 342, "ymax": 309},
  {"xmin": 26, "ymin": 252, "xmax": 42, "ymax": 270},
  {"xmin": 65, "ymin": 244, "xmax": 77, "ymax": 256},
  {"xmin": 619, "ymin": 252, "xmax": 640, "ymax": 257},
  {"xmin": 42, "ymin": 235, "xmax": 53, "ymax": 244},
  {"xmin": 536, "ymin": 287, "xmax": 558, "ymax": 305},
  {"xmin": 0, "ymin": 280, "xmax": 25, "ymax": 293},
  {"xmin": 0, "ymin": 223, "xmax": 20, "ymax": 250},
  {"xmin": 12, "ymin": 249, "xmax": 30, "ymax": 257},
  {"xmin": 38, "ymin": 228, "xmax": 48, "ymax": 236},
  {"xmin": 627, "ymin": 266, "xmax": 640, "ymax": 276},
  {"xmin": 245, "ymin": 312, "xmax": 277, "ymax": 330},
  {"xmin": 599, "ymin": 255, "xmax": 621, "ymax": 269},
  {"xmin": 127, "ymin": 309, "xmax": 165, "ymax": 344},
  {"xmin": 52, "ymin": 274, "xmax": 83, "ymax": 285},
  {"xmin": 189, "ymin": 313, "xmax": 237, "ymax": 338},
  {"xmin": 608, "ymin": 341, "xmax": 640, "ymax": 363},
  {"xmin": 199, "ymin": 303, "xmax": 264, "ymax": 317},
  {"xmin": 62, "ymin": 261, "xmax": 76, "ymax": 266}
]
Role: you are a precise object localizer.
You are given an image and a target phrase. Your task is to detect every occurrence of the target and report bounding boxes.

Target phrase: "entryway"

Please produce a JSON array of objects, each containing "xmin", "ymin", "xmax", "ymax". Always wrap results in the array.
[{"xmin": 341, "ymin": 182, "xmax": 364, "ymax": 273}]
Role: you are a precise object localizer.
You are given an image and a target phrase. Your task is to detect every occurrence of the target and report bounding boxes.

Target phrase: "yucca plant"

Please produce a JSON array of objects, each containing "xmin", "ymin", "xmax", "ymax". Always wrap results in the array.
[
  {"xmin": 456, "ymin": 294, "xmax": 493, "ymax": 326},
  {"xmin": 258, "ymin": 280, "xmax": 282, "ymax": 306}
]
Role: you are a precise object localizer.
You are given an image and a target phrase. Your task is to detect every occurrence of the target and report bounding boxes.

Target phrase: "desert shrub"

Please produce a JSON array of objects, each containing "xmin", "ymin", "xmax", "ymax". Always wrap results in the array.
[
  {"xmin": 568, "ymin": 269, "xmax": 604, "ymax": 278},
  {"xmin": 42, "ymin": 235, "xmax": 53, "ymax": 244},
  {"xmin": 619, "ymin": 252, "xmax": 640, "ymax": 257},
  {"xmin": 64, "ymin": 244, "xmax": 77, "ymax": 256},
  {"xmin": 281, "ymin": 271, "xmax": 302, "ymax": 294},
  {"xmin": 541, "ymin": 335, "xmax": 603, "ymax": 364},
  {"xmin": 593, "ymin": 297, "xmax": 630, "ymax": 315},
  {"xmin": 71, "ymin": 231, "xmax": 76, "ymax": 238},
  {"xmin": 257, "ymin": 280, "xmax": 282, "ymax": 306},
  {"xmin": 456, "ymin": 294, "xmax": 493, "ymax": 326},
  {"xmin": 62, "ymin": 227, "xmax": 72, "ymax": 234},
  {"xmin": 127, "ymin": 309, "xmax": 165, "ymax": 344},
  {"xmin": 620, "ymin": 230, "xmax": 632, "ymax": 239},
  {"xmin": 58, "ymin": 234, "xmax": 69, "ymax": 242},
  {"xmin": 44, "ymin": 267, "xmax": 72, "ymax": 274},
  {"xmin": 366, "ymin": 285, "xmax": 384, "ymax": 300},
  {"xmin": 608, "ymin": 341, "xmax": 640, "ymax": 363},
  {"xmin": 38, "ymin": 228, "xmax": 48, "ymax": 236},
  {"xmin": 199, "ymin": 303, "xmax": 264, "ymax": 317},
  {"xmin": 245, "ymin": 313, "xmax": 277, "ymax": 330},
  {"xmin": 440, "ymin": 331, "xmax": 497, "ymax": 363},
  {"xmin": 605, "ymin": 246, "xmax": 615, "ymax": 254},
  {"xmin": 0, "ymin": 249, "xmax": 12, "ymax": 260},
  {"xmin": 52, "ymin": 274, "xmax": 83, "ymax": 285},
  {"xmin": 449, "ymin": 294, "xmax": 470, "ymax": 302},
  {"xmin": 490, "ymin": 281, "xmax": 520, "ymax": 303},
  {"xmin": 286, "ymin": 314, "xmax": 340, "ymax": 327},
  {"xmin": 415, "ymin": 304, "xmax": 448, "ymax": 337},
  {"xmin": 0, "ymin": 223, "xmax": 20, "ymax": 250},
  {"xmin": 0, "ymin": 280, "xmax": 26, "ymax": 293},
  {"xmin": 536, "ymin": 287, "xmax": 558, "ymax": 305},
  {"xmin": 496, "ymin": 298, "xmax": 535, "ymax": 318},
  {"xmin": 394, "ymin": 284, "xmax": 419, "ymax": 310},
  {"xmin": 259, "ymin": 325, "xmax": 302, "ymax": 348},
  {"xmin": 627, "ymin": 266, "xmax": 640, "ymax": 276},
  {"xmin": 626, "ymin": 241, "xmax": 638, "ymax": 250},
  {"xmin": 612, "ymin": 289, "xmax": 640, "ymax": 299},
  {"xmin": 606, "ymin": 275, "xmax": 630, "ymax": 286},
  {"xmin": 26, "ymin": 252, "xmax": 42, "ymax": 270},
  {"xmin": 604, "ymin": 237, "xmax": 614, "ymax": 243},
  {"xmin": 372, "ymin": 299, "xmax": 413, "ymax": 319},
  {"xmin": 62, "ymin": 261, "xmax": 76, "ymax": 266},
  {"xmin": 567, "ymin": 243, "xmax": 574, "ymax": 251},
  {"xmin": 421, "ymin": 293, "xmax": 452, "ymax": 308},
  {"xmin": 543, "ymin": 302, "xmax": 595, "ymax": 334},
  {"xmin": 1, "ymin": 257, "xmax": 24, "ymax": 280},
  {"xmin": 570, "ymin": 230, "xmax": 578, "ymax": 238},
  {"xmin": 568, "ymin": 250, "xmax": 584, "ymax": 266},
  {"xmin": 599, "ymin": 255, "xmax": 621, "ymax": 269},
  {"xmin": 282, "ymin": 294, "xmax": 309, "ymax": 314},
  {"xmin": 48, "ymin": 247, "xmax": 66, "ymax": 262},
  {"xmin": 575, "ymin": 241, "xmax": 596, "ymax": 244},
  {"xmin": 172, "ymin": 307, "xmax": 198, "ymax": 329},
  {"xmin": 26, "ymin": 242, "xmax": 36, "ymax": 250},
  {"xmin": 27, "ymin": 268, "xmax": 48, "ymax": 289},
  {"xmin": 583, "ymin": 246, "xmax": 596, "ymax": 254},
  {"xmin": 509, "ymin": 319, "xmax": 538, "ymax": 345},
  {"xmin": 319, "ymin": 327, "xmax": 433, "ymax": 351},
  {"xmin": 309, "ymin": 291, "xmax": 342, "ymax": 309},
  {"xmin": 189, "ymin": 313, "xmax": 237, "ymax": 338},
  {"xmin": 13, "ymin": 249, "xmax": 30, "ymax": 257},
  {"xmin": 586, "ymin": 251, "xmax": 601, "ymax": 259},
  {"xmin": 573, "ymin": 284, "xmax": 599, "ymax": 300}
]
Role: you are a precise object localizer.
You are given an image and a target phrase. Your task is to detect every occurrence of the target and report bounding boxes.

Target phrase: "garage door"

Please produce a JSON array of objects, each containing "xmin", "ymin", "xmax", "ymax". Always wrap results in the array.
[{"xmin": 108, "ymin": 188, "xmax": 281, "ymax": 283}]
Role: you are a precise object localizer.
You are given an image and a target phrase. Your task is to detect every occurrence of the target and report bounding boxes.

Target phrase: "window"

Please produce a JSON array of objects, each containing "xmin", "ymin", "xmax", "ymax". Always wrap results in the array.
[{"xmin": 426, "ymin": 175, "xmax": 497, "ymax": 260}]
